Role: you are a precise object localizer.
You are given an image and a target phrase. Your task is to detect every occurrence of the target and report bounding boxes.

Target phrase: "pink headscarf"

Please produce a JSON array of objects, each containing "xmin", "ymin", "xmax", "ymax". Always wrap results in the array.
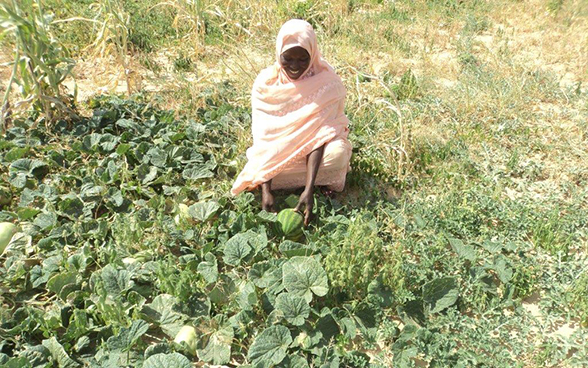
[{"xmin": 231, "ymin": 19, "xmax": 349, "ymax": 195}]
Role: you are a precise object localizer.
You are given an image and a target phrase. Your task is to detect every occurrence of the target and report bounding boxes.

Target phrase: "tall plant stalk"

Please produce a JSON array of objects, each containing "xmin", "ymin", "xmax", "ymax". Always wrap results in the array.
[
  {"xmin": 0, "ymin": 0, "xmax": 78, "ymax": 126},
  {"xmin": 88, "ymin": 0, "xmax": 133, "ymax": 95}
]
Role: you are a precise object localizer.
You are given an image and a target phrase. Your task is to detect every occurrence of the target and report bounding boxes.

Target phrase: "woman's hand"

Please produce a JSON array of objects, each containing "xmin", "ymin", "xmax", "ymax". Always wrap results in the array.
[
  {"xmin": 296, "ymin": 145, "xmax": 325, "ymax": 226},
  {"xmin": 261, "ymin": 181, "xmax": 275, "ymax": 212},
  {"xmin": 295, "ymin": 188, "xmax": 314, "ymax": 226}
]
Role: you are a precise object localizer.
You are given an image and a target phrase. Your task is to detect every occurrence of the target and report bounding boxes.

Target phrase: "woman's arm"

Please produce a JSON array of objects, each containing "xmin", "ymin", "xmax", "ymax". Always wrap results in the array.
[{"xmin": 296, "ymin": 145, "xmax": 325, "ymax": 226}]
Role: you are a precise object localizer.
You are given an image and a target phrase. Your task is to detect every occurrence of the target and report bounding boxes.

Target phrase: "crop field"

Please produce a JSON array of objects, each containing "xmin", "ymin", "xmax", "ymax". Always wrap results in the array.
[{"xmin": 0, "ymin": 0, "xmax": 587, "ymax": 367}]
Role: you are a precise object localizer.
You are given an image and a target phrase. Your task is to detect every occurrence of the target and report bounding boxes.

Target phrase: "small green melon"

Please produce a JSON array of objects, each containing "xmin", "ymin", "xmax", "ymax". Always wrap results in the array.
[
  {"xmin": 0, "ymin": 222, "xmax": 17, "ymax": 255},
  {"xmin": 276, "ymin": 209, "xmax": 304, "ymax": 240},
  {"xmin": 174, "ymin": 325, "xmax": 198, "ymax": 355}
]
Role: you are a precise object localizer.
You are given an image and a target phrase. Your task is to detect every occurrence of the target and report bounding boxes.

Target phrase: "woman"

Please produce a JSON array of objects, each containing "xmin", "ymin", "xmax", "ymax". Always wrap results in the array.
[{"xmin": 231, "ymin": 19, "xmax": 352, "ymax": 226}]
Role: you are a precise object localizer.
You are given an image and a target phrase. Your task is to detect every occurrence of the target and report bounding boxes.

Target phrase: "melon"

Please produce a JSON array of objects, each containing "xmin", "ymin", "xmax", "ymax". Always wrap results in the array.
[
  {"xmin": 0, "ymin": 222, "xmax": 17, "ymax": 255},
  {"xmin": 174, "ymin": 325, "xmax": 198, "ymax": 355},
  {"xmin": 275, "ymin": 209, "xmax": 304, "ymax": 240}
]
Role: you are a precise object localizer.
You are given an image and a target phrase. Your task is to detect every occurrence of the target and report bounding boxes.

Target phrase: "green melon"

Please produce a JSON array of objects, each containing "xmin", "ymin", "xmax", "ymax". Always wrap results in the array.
[
  {"xmin": 0, "ymin": 222, "xmax": 17, "ymax": 255},
  {"xmin": 275, "ymin": 209, "xmax": 304, "ymax": 240}
]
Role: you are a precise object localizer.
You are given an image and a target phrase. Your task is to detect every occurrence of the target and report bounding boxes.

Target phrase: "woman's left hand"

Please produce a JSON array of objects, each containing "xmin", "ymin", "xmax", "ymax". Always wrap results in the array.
[{"xmin": 295, "ymin": 188, "xmax": 314, "ymax": 226}]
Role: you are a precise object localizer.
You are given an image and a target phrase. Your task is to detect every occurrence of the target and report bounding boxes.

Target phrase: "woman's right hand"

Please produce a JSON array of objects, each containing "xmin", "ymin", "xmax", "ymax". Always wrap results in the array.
[{"xmin": 261, "ymin": 181, "xmax": 275, "ymax": 212}]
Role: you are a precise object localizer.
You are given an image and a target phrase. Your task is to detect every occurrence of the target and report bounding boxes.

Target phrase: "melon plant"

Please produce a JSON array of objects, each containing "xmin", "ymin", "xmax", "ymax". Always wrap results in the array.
[
  {"xmin": 275, "ymin": 209, "xmax": 304, "ymax": 240},
  {"xmin": 0, "ymin": 222, "xmax": 17, "ymax": 255}
]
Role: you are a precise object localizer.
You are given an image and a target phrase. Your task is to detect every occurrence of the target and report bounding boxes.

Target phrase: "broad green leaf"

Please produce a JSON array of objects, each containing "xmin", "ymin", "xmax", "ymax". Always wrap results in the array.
[
  {"xmin": 282, "ymin": 256, "xmax": 328, "ymax": 303},
  {"xmin": 34, "ymin": 212, "xmax": 57, "ymax": 230},
  {"xmin": 248, "ymin": 325, "xmax": 292, "ymax": 368},
  {"xmin": 448, "ymin": 237, "xmax": 476, "ymax": 262},
  {"xmin": 100, "ymin": 133, "xmax": 119, "ymax": 152},
  {"xmin": 422, "ymin": 276, "xmax": 459, "ymax": 314},
  {"xmin": 57, "ymin": 196, "xmax": 85, "ymax": 219},
  {"xmin": 17, "ymin": 207, "xmax": 41, "ymax": 220},
  {"xmin": 493, "ymin": 256, "xmax": 513, "ymax": 284},
  {"xmin": 41, "ymin": 337, "xmax": 80, "ymax": 368},
  {"xmin": 316, "ymin": 312, "xmax": 340, "ymax": 343},
  {"xmin": 277, "ymin": 355, "xmax": 310, "ymax": 368},
  {"xmin": 482, "ymin": 240, "xmax": 503, "ymax": 253},
  {"xmin": 147, "ymin": 147, "xmax": 168, "ymax": 167},
  {"xmin": 236, "ymin": 280, "xmax": 257, "ymax": 311},
  {"xmin": 8, "ymin": 172, "xmax": 27, "ymax": 188},
  {"xmin": 100, "ymin": 265, "xmax": 133, "ymax": 297},
  {"xmin": 196, "ymin": 316, "xmax": 234, "ymax": 365},
  {"xmin": 106, "ymin": 319, "xmax": 149, "ymax": 351},
  {"xmin": 279, "ymin": 241, "xmax": 313, "ymax": 257},
  {"xmin": 137, "ymin": 164, "xmax": 158, "ymax": 185},
  {"xmin": 275, "ymin": 293, "xmax": 310, "ymax": 326},
  {"xmin": 4, "ymin": 147, "xmax": 29, "ymax": 162},
  {"xmin": 257, "ymin": 210, "xmax": 277, "ymax": 222},
  {"xmin": 223, "ymin": 233, "xmax": 252, "ymax": 266},
  {"xmin": 142, "ymin": 353, "xmax": 191, "ymax": 368},
  {"xmin": 197, "ymin": 253, "xmax": 218, "ymax": 284},
  {"xmin": 174, "ymin": 293, "xmax": 211, "ymax": 318},
  {"xmin": 182, "ymin": 164, "xmax": 214, "ymax": 180},
  {"xmin": 248, "ymin": 261, "xmax": 282, "ymax": 289},
  {"xmin": 9, "ymin": 158, "xmax": 47, "ymax": 176},
  {"xmin": 189, "ymin": 201, "xmax": 220, "ymax": 222},
  {"xmin": 208, "ymin": 275, "xmax": 237, "ymax": 305},
  {"xmin": 19, "ymin": 345, "xmax": 50, "ymax": 367},
  {"xmin": 339, "ymin": 317, "xmax": 357, "ymax": 340},
  {"xmin": 142, "ymin": 294, "xmax": 187, "ymax": 338},
  {"xmin": 47, "ymin": 272, "xmax": 77, "ymax": 295}
]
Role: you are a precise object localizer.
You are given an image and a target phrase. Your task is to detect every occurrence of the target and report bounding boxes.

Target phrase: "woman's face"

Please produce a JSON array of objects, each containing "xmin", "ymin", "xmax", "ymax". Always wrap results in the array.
[{"xmin": 280, "ymin": 46, "xmax": 310, "ymax": 80}]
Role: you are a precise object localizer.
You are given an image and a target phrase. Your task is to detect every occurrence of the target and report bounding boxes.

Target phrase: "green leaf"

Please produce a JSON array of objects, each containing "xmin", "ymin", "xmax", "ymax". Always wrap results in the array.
[
  {"xmin": 20, "ymin": 345, "xmax": 50, "ymax": 367},
  {"xmin": 189, "ymin": 201, "xmax": 220, "ymax": 222},
  {"xmin": 275, "ymin": 293, "xmax": 310, "ymax": 326},
  {"xmin": 482, "ymin": 240, "xmax": 503, "ymax": 253},
  {"xmin": 147, "ymin": 147, "xmax": 168, "ymax": 167},
  {"xmin": 197, "ymin": 253, "xmax": 218, "ymax": 284},
  {"xmin": 41, "ymin": 337, "xmax": 80, "ymax": 368},
  {"xmin": 106, "ymin": 319, "xmax": 149, "ymax": 351},
  {"xmin": 448, "ymin": 237, "xmax": 476, "ymax": 262},
  {"xmin": 279, "ymin": 240, "xmax": 313, "ymax": 257},
  {"xmin": 223, "ymin": 233, "xmax": 252, "ymax": 266},
  {"xmin": 248, "ymin": 325, "xmax": 292, "ymax": 368},
  {"xmin": 236, "ymin": 280, "xmax": 258, "ymax": 311},
  {"xmin": 196, "ymin": 316, "xmax": 234, "ymax": 365},
  {"xmin": 257, "ymin": 210, "xmax": 277, "ymax": 222},
  {"xmin": 142, "ymin": 353, "xmax": 191, "ymax": 368},
  {"xmin": 282, "ymin": 256, "xmax": 328, "ymax": 302},
  {"xmin": 17, "ymin": 207, "xmax": 41, "ymax": 220},
  {"xmin": 57, "ymin": 195, "xmax": 85, "ymax": 219},
  {"xmin": 100, "ymin": 265, "xmax": 133, "ymax": 297},
  {"xmin": 493, "ymin": 256, "xmax": 513, "ymax": 284},
  {"xmin": 248, "ymin": 261, "xmax": 282, "ymax": 289},
  {"xmin": 142, "ymin": 294, "xmax": 187, "ymax": 338},
  {"xmin": 4, "ymin": 147, "xmax": 29, "ymax": 162},
  {"xmin": 316, "ymin": 312, "xmax": 340, "ymax": 343},
  {"xmin": 9, "ymin": 158, "xmax": 47, "ymax": 176},
  {"xmin": 34, "ymin": 212, "xmax": 57, "ymax": 230},
  {"xmin": 277, "ymin": 355, "xmax": 310, "ymax": 368},
  {"xmin": 182, "ymin": 164, "xmax": 214, "ymax": 180},
  {"xmin": 137, "ymin": 164, "xmax": 159, "ymax": 185},
  {"xmin": 422, "ymin": 276, "xmax": 459, "ymax": 314},
  {"xmin": 47, "ymin": 272, "xmax": 77, "ymax": 296}
]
